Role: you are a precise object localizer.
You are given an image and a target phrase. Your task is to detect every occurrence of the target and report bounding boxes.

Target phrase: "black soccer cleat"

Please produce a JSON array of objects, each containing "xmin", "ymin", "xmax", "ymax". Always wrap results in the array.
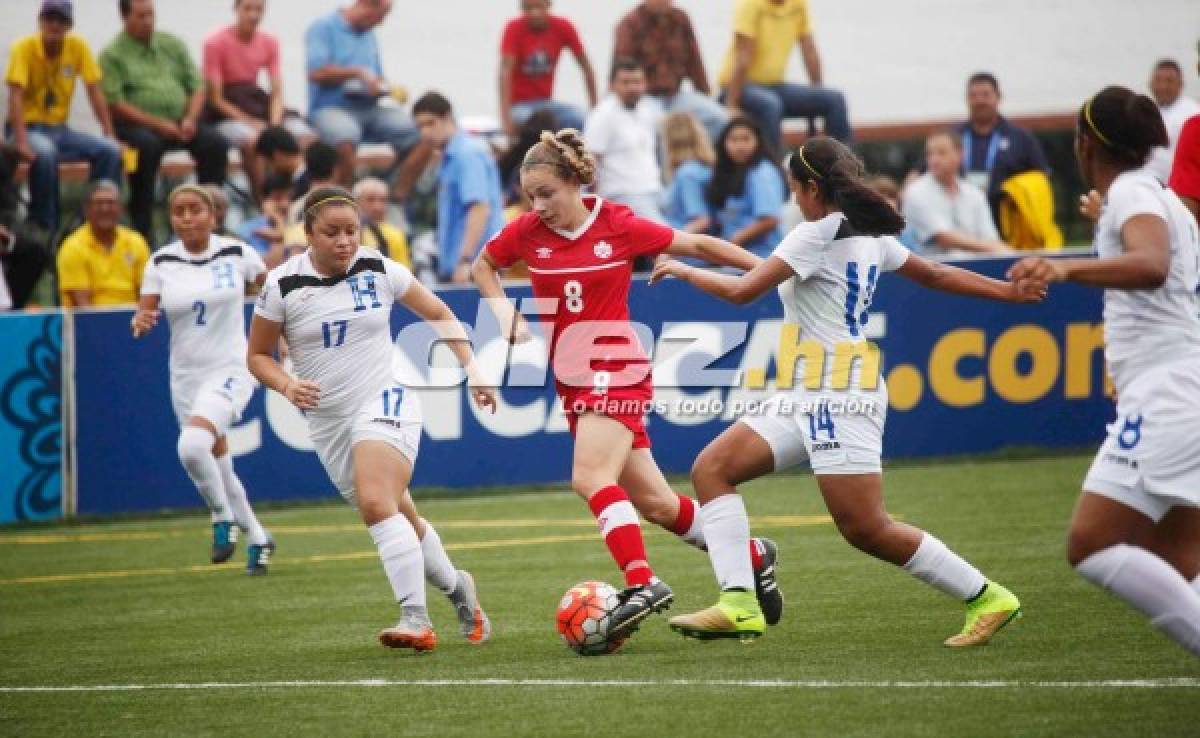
[
  {"xmin": 752, "ymin": 538, "xmax": 784, "ymax": 626},
  {"xmin": 609, "ymin": 579, "xmax": 674, "ymax": 640}
]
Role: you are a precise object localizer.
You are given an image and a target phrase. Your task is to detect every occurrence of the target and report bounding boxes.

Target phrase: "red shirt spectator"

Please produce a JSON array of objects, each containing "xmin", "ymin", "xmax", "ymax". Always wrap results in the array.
[
  {"xmin": 498, "ymin": 1, "xmax": 596, "ymax": 137},
  {"xmin": 1169, "ymin": 115, "xmax": 1200, "ymax": 220},
  {"xmin": 502, "ymin": 13, "xmax": 583, "ymax": 103}
]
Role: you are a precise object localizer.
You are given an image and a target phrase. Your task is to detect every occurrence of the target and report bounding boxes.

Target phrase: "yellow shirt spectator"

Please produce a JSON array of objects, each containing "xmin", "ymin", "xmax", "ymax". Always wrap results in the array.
[
  {"xmin": 719, "ymin": 0, "xmax": 811, "ymax": 87},
  {"xmin": 282, "ymin": 221, "xmax": 411, "ymax": 267},
  {"xmin": 5, "ymin": 32, "xmax": 102, "ymax": 126},
  {"xmin": 57, "ymin": 224, "xmax": 150, "ymax": 307}
]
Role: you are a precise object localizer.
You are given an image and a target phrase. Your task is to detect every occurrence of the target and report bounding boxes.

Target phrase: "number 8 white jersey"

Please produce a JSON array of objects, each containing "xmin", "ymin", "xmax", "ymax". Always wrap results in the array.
[
  {"xmin": 771, "ymin": 213, "xmax": 911, "ymax": 391},
  {"xmin": 141, "ymin": 236, "xmax": 266, "ymax": 394},
  {"xmin": 255, "ymin": 248, "xmax": 414, "ymax": 418}
]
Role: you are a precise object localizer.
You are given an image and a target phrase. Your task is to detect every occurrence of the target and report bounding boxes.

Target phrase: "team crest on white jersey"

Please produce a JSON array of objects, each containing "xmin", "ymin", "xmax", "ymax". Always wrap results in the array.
[
  {"xmin": 594, "ymin": 241, "xmax": 613, "ymax": 259},
  {"xmin": 536, "ymin": 247, "xmax": 553, "ymax": 260}
]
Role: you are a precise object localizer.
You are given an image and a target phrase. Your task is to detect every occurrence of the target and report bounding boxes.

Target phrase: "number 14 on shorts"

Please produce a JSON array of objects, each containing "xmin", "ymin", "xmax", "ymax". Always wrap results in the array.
[{"xmin": 808, "ymin": 403, "xmax": 836, "ymax": 441}]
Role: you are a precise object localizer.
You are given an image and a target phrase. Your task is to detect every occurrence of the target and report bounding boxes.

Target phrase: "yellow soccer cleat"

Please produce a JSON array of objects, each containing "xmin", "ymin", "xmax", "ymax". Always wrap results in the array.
[
  {"xmin": 669, "ymin": 590, "xmax": 765, "ymax": 641},
  {"xmin": 944, "ymin": 580, "xmax": 1022, "ymax": 647}
]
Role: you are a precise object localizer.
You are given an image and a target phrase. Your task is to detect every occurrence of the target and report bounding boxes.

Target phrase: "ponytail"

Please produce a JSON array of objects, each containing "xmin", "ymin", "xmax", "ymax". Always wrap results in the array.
[
  {"xmin": 1079, "ymin": 86, "xmax": 1169, "ymax": 169},
  {"xmin": 788, "ymin": 137, "xmax": 905, "ymax": 236}
]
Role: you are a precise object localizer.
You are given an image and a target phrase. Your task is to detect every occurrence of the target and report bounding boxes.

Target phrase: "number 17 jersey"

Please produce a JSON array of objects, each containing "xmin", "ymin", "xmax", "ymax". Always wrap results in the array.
[{"xmin": 485, "ymin": 196, "xmax": 675, "ymax": 402}]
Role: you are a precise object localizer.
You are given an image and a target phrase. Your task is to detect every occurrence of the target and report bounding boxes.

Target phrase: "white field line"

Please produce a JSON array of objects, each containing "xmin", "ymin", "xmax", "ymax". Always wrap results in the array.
[{"xmin": 2, "ymin": 678, "xmax": 1199, "ymax": 693}]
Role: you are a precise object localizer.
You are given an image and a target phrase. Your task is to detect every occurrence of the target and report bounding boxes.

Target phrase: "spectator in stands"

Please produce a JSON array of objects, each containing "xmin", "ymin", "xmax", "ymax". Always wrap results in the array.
[
  {"xmin": 584, "ymin": 59, "xmax": 665, "ymax": 222},
  {"xmin": 662, "ymin": 112, "xmax": 715, "ymax": 233},
  {"xmin": 254, "ymin": 124, "xmax": 303, "ymax": 183},
  {"xmin": 498, "ymin": 108, "xmax": 559, "ymax": 204},
  {"xmin": 719, "ymin": 0, "xmax": 851, "ymax": 154},
  {"xmin": 237, "ymin": 171, "xmax": 290, "ymax": 266},
  {"xmin": 613, "ymin": 0, "xmax": 727, "ymax": 144},
  {"xmin": 57, "ymin": 180, "xmax": 149, "ymax": 308},
  {"xmin": 354, "ymin": 176, "xmax": 411, "ymax": 267},
  {"xmin": 412, "ymin": 92, "xmax": 504, "ymax": 284},
  {"xmin": 955, "ymin": 73, "xmax": 1049, "ymax": 215},
  {"xmin": 305, "ymin": 0, "xmax": 417, "ymax": 186},
  {"xmin": 903, "ymin": 131, "xmax": 1008, "ymax": 256},
  {"xmin": 288, "ymin": 141, "xmax": 340, "ymax": 220},
  {"xmin": 203, "ymin": 185, "xmax": 232, "ymax": 238},
  {"xmin": 499, "ymin": 0, "xmax": 597, "ymax": 139},
  {"xmin": 0, "ymin": 144, "xmax": 49, "ymax": 310},
  {"xmin": 202, "ymin": 0, "xmax": 311, "ymax": 201},
  {"xmin": 705, "ymin": 115, "xmax": 785, "ymax": 257},
  {"xmin": 1147, "ymin": 59, "xmax": 1200, "ymax": 183},
  {"xmin": 101, "ymin": 0, "xmax": 229, "ymax": 247},
  {"xmin": 6, "ymin": 1, "xmax": 122, "ymax": 234},
  {"xmin": 1170, "ymin": 47, "xmax": 1200, "ymax": 221}
]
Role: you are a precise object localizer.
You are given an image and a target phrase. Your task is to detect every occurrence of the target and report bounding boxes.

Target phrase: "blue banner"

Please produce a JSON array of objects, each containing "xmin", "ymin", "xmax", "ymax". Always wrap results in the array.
[
  {"xmin": 70, "ymin": 258, "xmax": 1110, "ymax": 516},
  {"xmin": 0, "ymin": 313, "xmax": 63, "ymax": 524}
]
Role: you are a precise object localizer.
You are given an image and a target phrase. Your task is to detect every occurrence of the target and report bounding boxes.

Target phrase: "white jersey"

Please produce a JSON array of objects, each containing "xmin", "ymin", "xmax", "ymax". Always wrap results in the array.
[
  {"xmin": 771, "ymin": 213, "xmax": 911, "ymax": 390},
  {"xmin": 255, "ymin": 248, "xmax": 414, "ymax": 418},
  {"xmin": 141, "ymin": 236, "xmax": 265, "ymax": 394},
  {"xmin": 1094, "ymin": 170, "xmax": 1200, "ymax": 390}
]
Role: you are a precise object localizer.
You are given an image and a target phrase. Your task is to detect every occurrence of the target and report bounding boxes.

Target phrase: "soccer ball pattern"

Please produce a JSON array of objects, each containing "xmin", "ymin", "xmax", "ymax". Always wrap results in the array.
[{"xmin": 555, "ymin": 580, "xmax": 625, "ymax": 656}]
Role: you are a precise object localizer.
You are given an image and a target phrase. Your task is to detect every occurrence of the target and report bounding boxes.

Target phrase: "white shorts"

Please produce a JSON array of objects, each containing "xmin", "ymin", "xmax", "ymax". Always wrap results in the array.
[
  {"xmin": 738, "ymin": 387, "xmax": 888, "ymax": 476},
  {"xmin": 171, "ymin": 369, "xmax": 256, "ymax": 436},
  {"xmin": 1083, "ymin": 361, "xmax": 1200, "ymax": 522},
  {"xmin": 307, "ymin": 383, "xmax": 422, "ymax": 506}
]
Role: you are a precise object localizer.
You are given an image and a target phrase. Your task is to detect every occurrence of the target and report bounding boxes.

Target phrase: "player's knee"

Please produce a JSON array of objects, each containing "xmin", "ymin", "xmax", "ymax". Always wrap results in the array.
[
  {"xmin": 176, "ymin": 427, "xmax": 214, "ymax": 472},
  {"xmin": 690, "ymin": 446, "xmax": 730, "ymax": 489},
  {"xmin": 570, "ymin": 468, "xmax": 609, "ymax": 498}
]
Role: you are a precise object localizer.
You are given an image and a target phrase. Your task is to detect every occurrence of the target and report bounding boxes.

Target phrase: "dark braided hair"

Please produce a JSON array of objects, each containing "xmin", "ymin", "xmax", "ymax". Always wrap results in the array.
[{"xmin": 788, "ymin": 136, "xmax": 906, "ymax": 236}]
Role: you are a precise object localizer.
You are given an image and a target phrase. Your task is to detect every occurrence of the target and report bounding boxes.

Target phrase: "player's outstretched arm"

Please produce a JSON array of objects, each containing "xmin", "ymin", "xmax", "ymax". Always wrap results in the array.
[
  {"xmin": 650, "ymin": 255, "xmax": 795, "ymax": 306},
  {"xmin": 665, "ymin": 231, "xmax": 762, "ymax": 272},
  {"xmin": 400, "ymin": 280, "xmax": 497, "ymax": 415},
  {"xmin": 1007, "ymin": 215, "xmax": 1169, "ymax": 290},
  {"xmin": 471, "ymin": 252, "xmax": 531, "ymax": 344},
  {"xmin": 130, "ymin": 294, "xmax": 161, "ymax": 338},
  {"xmin": 898, "ymin": 252, "xmax": 1045, "ymax": 303},
  {"xmin": 247, "ymin": 315, "xmax": 319, "ymax": 410}
]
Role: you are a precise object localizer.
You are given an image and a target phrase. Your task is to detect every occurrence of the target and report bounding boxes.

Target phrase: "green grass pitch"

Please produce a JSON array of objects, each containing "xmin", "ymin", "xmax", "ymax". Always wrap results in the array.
[{"xmin": 1, "ymin": 454, "xmax": 1197, "ymax": 737}]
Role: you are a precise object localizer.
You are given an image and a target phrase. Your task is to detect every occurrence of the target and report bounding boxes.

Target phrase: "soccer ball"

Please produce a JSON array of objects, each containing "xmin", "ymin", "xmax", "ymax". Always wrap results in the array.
[{"xmin": 555, "ymin": 580, "xmax": 625, "ymax": 656}]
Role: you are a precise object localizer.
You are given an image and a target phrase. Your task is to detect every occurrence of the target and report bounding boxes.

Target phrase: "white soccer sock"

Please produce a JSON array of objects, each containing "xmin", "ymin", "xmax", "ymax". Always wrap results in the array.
[
  {"xmin": 176, "ymin": 427, "xmax": 231, "ymax": 523},
  {"xmin": 419, "ymin": 519, "xmax": 458, "ymax": 595},
  {"xmin": 1192, "ymin": 574, "xmax": 1200, "ymax": 597},
  {"xmin": 214, "ymin": 453, "xmax": 269, "ymax": 546},
  {"xmin": 369, "ymin": 513, "xmax": 426, "ymax": 608},
  {"xmin": 903, "ymin": 533, "xmax": 987, "ymax": 601},
  {"xmin": 701, "ymin": 494, "xmax": 755, "ymax": 592},
  {"xmin": 1077, "ymin": 544, "xmax": 1200, "ymax": 656}
]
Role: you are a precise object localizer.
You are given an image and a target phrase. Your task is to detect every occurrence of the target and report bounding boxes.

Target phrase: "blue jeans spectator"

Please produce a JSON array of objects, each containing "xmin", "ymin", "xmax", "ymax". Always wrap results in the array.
[
  {"xmin": 311, "ymin": 104, "xmax": 420, "ymax": 161},
  {"xmin": 725, "ymin": 83, "xmax": 851, "ymax": 153},
  {"xmin": 21, "ymin": 124, "xmax": 122, "ymax": 232},
  {"xmin": 646, "ymin": 91, "xmax": 729, "ymax": 147},
  {"xmin": 511, "ymin": 99, "xmax": 585, "ymax": 134}
]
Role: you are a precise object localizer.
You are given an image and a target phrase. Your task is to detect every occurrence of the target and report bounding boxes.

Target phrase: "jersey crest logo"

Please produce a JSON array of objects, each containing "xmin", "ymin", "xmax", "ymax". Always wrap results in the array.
[
  {"xmin": 594, "ymin": 241, "xmax": 613, "ymax": 259},
  {"xmin": 536, "ymin": 247, "xmax": 553, "ymax": 260}
]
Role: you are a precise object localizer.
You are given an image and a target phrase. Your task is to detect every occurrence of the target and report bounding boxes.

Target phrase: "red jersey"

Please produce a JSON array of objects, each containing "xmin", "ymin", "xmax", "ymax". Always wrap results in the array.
[
  {"xmin": 1170, "ymin": 115, "xmax": 1200, "ymax": 203},
  {"xmin": 485, "ymin": 198, "xmax": 674, "ymax": 427},
  {"xmin": 500, "ymin": 15, "xmax": 585, "ymax": 104}
]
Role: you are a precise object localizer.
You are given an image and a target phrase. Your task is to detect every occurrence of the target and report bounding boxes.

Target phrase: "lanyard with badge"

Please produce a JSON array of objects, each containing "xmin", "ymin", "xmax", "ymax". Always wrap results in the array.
[{"xmin": 961, "ymin": 130, "xmax": 1000, "ymax": 191}]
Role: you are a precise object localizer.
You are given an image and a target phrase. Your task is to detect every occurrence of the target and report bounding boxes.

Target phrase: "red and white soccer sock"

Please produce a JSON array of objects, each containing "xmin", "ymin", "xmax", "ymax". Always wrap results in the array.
[
  {"xmin": 1078, "ymin": 544, "xmax": 1200, "ymax": 656},
  {"xmin": 418, "ymin": 519, "xmax": 458, "ymax": 595},
  {"xmin": 903, "ymin": 533, "xmax": 987, "ymax": 601},
  {"xmin": 670, "ymin": 495, "xmax": 764, "ymax": 568},
  {"xmin": 214, "ymin": 453, "xmax": 269, "ymax": 546},
  {"xmin": 587, "ymin": 485, "xmax": 654, "ymax": 587},
  {"xmin": 176, "ymin": 426, "xmax": 232, "ymax": 524},
  {"xmin": 368, "ymin": 513, "xmax": 426, "ymax": 609},
  {"xmin": 701, "ymin": 494, "xmax": 755, "ymax": 592}
]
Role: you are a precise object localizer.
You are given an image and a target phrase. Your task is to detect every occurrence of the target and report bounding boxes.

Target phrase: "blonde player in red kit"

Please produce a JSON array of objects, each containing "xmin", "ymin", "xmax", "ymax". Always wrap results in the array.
[{"xmin": 473, "ymin": 129, "xmax": 779, "ymax": 639}]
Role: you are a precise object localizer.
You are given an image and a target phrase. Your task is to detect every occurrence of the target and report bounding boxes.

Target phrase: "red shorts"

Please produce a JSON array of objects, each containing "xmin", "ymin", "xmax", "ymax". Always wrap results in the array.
[{"xmin": 561, "ymin": 387, "xmax": 653, "ymax": 450}]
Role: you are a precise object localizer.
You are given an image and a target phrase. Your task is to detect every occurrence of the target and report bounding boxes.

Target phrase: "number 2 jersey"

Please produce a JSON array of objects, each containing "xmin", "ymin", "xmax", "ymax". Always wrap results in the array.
[
  {"xmin": 141, "ymin": 236, "xmax": 266, "ymax": 401},
  {"xmin": 255, "ymin": 248, "xmax": 414, "ymax": 419},
  {"xmin": 484, "ymin": 196, "xmax": 675, "ymax": 407}
]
